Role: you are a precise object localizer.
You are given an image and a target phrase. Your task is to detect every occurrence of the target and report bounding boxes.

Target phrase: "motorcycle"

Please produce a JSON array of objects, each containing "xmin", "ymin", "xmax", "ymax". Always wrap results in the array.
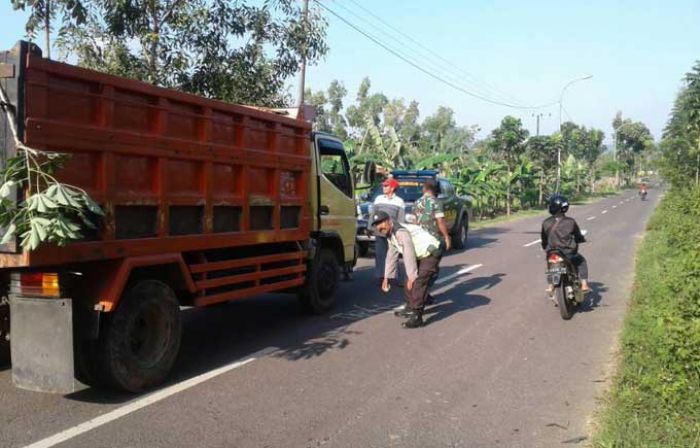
[
  {"xmin": 546, "ymin": 249, "xmax": 584, "ymax": 320},
  {"xmin": 639, "ymin": 190, "xmax": 647, "ymax": 201}
]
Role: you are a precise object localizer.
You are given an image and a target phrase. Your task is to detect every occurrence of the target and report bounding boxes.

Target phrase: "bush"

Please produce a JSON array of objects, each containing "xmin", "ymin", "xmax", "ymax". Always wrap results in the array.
[{"xmin": 593, "ymin": 187, "xmax": 700, "ymax": 447}]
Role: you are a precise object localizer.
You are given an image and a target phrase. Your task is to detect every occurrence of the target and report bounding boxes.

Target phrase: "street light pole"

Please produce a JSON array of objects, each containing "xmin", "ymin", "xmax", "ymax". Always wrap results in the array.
[{"xmin": 556, "ymin": 74, "xmax": 593, "ymax": 192}]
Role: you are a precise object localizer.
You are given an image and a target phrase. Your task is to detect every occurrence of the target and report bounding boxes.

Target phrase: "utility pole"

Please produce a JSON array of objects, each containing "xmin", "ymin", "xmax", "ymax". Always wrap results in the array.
[
  {"xmin": 45, "ymin": 0, "xmax": 51, "ymax": 59},
  {"xmin": 296, "ymin": 0, "xmax": 310, "ymax": 109},
  {"xmin": 532, "ymin": 112, "xmax": 550, "ymax": 136}
]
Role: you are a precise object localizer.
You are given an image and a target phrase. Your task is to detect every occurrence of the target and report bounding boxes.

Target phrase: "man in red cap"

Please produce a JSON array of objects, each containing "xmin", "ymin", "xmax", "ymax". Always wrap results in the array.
[{"xmin": 370, "ymin": 176, "xmax": 406, "ymax": 282}]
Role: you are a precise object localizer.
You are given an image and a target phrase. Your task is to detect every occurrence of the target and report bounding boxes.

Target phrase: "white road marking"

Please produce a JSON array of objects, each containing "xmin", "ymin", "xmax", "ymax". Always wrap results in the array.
[
  {"xmin": 601, "ymin": 210, "xmax": 608, "ymax": 214},
  {"xmin": 523, "ymin": 239, "xmax": 542, "ymax": 248},
  {"xmin": 587, "ymin": 216, "xmax": 596, "ymax": 221},
  {"xmin": 435, "ymin": 264, "xmax": 483, "ymax": 285},
  {"xmin": 620, "ymin": 201, "xmax": 625, "ymax": 205},
  {"xmin": 22, "ymin": 347, "xmax": 278, "ymax": 448},
  {"xmin": 612, "ymin": 205, "xmax": 617, "ymax": 209}
]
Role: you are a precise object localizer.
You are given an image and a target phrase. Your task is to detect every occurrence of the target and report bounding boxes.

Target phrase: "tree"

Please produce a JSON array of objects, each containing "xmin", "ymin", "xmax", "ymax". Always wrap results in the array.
[
  {"xmin": 526, "ymin": 135, "xmax": 558, "ymax": 204},
  {"xmin": 612, "ymin": 112, "xmax": 654, "ymax": 185},
  {"xmin": 53, "ymin": 0, "xmax": 328, "ymax": 107},
  {"xmin": 345, "ymin": 77, "xmax": 388, "ymax": 136},
  {"xmin": 12, "ymin": 0, "xmax": 87, "ymax": 59},
  {"xmin": 486, "ymin": 116, "xmax": 529, "ymax": 214},
  {"xmin": 327, "ymin": 80, "xmax": 348, "ymax": 139},
  {"xmin": 306, "ymin": 79, "xmax": 349, "ymax": 139},
  {"xmin": 421, "ymin": 106, "xmax": 455, "ymax": 153},
  {"xmin": 400, "ymin": 100, "xmax": 421, "ymax": 149},
  {"xmin": 660, "ymin": 61, "xmax": 700, "ymax": 187}
]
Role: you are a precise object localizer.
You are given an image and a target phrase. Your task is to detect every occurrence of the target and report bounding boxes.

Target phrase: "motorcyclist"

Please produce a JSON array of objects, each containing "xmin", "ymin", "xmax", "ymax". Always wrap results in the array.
[
  {"xmin": 639, "ymin": 183, "xmax": 648, "ymax": 199},
  {"xmin": 541, "ymin": 194, "xmax": 591, "ymax": 295}
]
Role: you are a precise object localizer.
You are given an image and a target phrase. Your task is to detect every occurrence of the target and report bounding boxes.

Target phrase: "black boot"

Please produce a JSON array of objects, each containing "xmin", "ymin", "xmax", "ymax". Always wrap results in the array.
[
  {"xmin": 394, "ymin": 305, "xmax": 412, "ymax": 318},
  {"xmin": 402, "ymin": 309, "xmax": 424, "ymax": 329},
  {"xmin": 424, "ymin": 294, "xmax": 436, "ymax": 305}
]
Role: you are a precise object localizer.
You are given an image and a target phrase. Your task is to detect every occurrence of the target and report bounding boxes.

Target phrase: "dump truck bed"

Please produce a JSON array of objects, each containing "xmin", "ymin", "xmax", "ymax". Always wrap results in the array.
[{"xmin": 0, "ymin": 42, "xmax": 312, "ymax": 269}]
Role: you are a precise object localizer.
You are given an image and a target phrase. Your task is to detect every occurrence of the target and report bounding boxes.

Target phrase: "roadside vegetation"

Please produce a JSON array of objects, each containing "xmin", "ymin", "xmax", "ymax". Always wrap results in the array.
[
  {"xmin": 592, "ymin": 60, "xmax": 700, "ymax": 447},
  {"xmin": 308, "ymin": 77, "xmax": 653, "ymax": 221}
]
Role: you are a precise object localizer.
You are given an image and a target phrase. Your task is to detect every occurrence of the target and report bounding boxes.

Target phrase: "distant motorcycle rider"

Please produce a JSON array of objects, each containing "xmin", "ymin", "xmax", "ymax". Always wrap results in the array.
[
  {"xmin": 639, "ymin": 183, "xmax": 648, "ymax": 200},
  {"xmin": 541, "ymin": 194, "xmax": 591, "ymax": 295}
]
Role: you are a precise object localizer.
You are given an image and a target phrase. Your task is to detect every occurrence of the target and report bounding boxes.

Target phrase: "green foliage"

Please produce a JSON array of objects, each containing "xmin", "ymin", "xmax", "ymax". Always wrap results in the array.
[
  {"xmin": 306, "ymin": 76, "xmax": 610, "ymax": 217},
  {"xmin": 659, "ymin": 61, "xmax": 700, "ymax": 188},
  {"xmin": 593, "ymin": 188, "xmax": 700, "ymax": 447},
  {"xmin": 45, "ymin": 0, "xmax": 327, "ymax": 107},
  {"xmin": 612, "ymin": 112, "xmax": 655, "ymax": 185},
  {"xmin": 11, "ymin": 0, "xmax": 88, "ymax": 51},
  {"xmin": 0, "ymin": 150, "xmax": 103, "ymax": 250}
]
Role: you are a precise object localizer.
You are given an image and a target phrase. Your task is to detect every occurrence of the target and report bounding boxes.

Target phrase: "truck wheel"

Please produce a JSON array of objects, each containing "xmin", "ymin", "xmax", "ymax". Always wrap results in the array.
[
  {"xmin": 299, "ymin": 248, "xmax": 340, "ymax": 314},
  {"xmin": 452, "ymin": 218, "xmax": 469, "ymax": 250},
  {"xmin": 99, "ymin": 280, "xmax": 181, "ymax": 392}
]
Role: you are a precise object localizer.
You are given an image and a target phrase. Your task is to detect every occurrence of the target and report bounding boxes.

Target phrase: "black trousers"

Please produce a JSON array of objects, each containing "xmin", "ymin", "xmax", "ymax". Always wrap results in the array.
[
  {"xmin": 406, "ymin": 253, "xmax": 441, "ymax": 310},
  {"xmin": 567, "ymin": 252, "xmax": 589, "ymax": 281}
]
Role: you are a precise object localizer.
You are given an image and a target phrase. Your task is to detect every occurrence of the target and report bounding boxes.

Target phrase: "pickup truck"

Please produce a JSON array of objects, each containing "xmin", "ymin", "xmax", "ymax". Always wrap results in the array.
[{"xmin": 356, "ymin": 170, "xmax": 471, "ymax": 255}]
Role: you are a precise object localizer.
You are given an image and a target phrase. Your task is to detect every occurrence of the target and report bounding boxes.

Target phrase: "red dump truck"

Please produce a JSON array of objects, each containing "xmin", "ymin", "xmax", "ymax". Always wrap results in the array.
[{"xmin": 0, "ymin": 41, "xmax": 356, "ymax": 393}]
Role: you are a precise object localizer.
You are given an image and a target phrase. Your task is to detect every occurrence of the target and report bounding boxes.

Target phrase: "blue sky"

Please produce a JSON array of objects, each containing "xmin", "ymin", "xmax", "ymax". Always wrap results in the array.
[
  {"xmin": 2, "ymin": 1, "xmax": 699, "ymax": 142},
  {"xmin": 305, "ymin": 0, "xmax": 700, "ymax": 141}
]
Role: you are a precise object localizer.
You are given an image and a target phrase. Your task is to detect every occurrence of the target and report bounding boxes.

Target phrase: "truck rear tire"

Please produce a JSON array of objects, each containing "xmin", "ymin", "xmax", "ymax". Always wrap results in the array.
[
  {"xmin": 299, "ymin": 248, "xmax": 340, "ymax": 314},
  {"xmin": 98, "ymin": 280, "xmax": 181, "ymax": 392}
]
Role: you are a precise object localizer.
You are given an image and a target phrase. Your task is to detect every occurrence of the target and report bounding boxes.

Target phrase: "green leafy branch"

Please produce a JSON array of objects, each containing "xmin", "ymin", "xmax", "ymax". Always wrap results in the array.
[{"xmin": 1, "ymin": 86, "xmax": 103, "ymax": 251}]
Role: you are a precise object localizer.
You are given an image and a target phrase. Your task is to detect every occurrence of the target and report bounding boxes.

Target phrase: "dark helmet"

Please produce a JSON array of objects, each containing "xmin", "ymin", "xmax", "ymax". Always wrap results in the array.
[{"xmin": 548, "ymin": 194, "xmax": 570, "ymax": 215}]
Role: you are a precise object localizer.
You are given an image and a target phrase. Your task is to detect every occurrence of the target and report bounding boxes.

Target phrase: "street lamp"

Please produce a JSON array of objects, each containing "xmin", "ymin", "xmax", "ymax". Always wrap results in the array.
[{"xmin": 556, "ymin": 74, "xmax": 593, "ymax": 192}]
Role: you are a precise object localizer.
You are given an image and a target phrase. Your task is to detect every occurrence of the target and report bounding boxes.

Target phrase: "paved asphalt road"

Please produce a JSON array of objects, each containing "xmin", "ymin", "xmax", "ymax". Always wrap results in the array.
[{"xmin": 0, "ymin": 190, "xmax": 660, "ymax": 448}]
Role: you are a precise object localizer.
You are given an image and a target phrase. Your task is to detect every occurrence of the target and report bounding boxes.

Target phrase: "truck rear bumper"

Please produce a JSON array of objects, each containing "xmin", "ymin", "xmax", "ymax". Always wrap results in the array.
[{"xmin": 9, "ymin": 295, "xmax": 78, "ymax": 394}]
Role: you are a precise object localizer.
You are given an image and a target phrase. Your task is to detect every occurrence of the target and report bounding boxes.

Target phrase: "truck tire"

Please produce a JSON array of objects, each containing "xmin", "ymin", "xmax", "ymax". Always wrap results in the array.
[
  {"xmin": 299, "ymin": 248, "xmax": 340, "ymax": 314},
  {"xmin": 452, "ymin": 217, "xmax": 469, "ymax": 250},
  {"xmin": 99, "ymin": 280, "xmax": 181, "ymax": 392}
]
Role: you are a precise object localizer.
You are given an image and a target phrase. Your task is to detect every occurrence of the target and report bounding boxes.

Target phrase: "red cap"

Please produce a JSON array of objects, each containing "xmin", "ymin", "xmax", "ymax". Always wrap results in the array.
[{"xmin": 383, "ymin": 178, "xmax": 399, "ymax": 189}]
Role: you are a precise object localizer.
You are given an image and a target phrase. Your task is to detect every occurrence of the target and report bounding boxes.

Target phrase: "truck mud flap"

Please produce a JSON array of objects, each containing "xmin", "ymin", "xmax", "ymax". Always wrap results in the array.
[{"xmin": 10, "ymin": 296, "xmax": 78, "ymax": 393}]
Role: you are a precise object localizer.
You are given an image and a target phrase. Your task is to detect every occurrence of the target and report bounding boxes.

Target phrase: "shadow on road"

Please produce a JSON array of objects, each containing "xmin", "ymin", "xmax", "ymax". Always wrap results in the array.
[
  {"xmin": 65, "ymin": 266, "xmax": 440, "ymax": 403},
  {"xmin": 467, "ymin": 227, "xmax": 509, "ymax": 250},
  {"xmin": 423, "ymin": 273, "xmax": 503, "ymax": 325},
  {"xmin": 578, "ymin": 281, "xmax": 607, "ymax": 313},
  {"xmin": 61, "ymin": 264, "xmax": 503, "ymax": 404}
]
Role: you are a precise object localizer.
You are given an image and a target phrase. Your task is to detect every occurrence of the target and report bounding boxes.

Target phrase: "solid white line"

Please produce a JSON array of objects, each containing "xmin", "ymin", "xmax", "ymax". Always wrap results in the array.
[
  {"xmin": 23, "ymin": 347, "xmax": 278, "ymax": 448},
  {"xmin": 435, "ymin": 264, "xmax": 483, "ymax": 285},
  {"xmin": 523, "ymin": 239, "xmax": 542, "ymax": 248},
  {"xmin": 587, "ymin": 216, "xmax": 596, "ymax": 221},
  {"xmin": 601, "ymin": 210, "xmax": 608, "ymax": 214}
]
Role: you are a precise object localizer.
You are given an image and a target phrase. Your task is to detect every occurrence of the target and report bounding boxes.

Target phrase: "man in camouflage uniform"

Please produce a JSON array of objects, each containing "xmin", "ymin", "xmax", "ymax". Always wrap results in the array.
[
  {"xmin": 414, "ymin": 180, "xmax": 451, "ymax": 251},
  {"xmin": 413, "ymin": 180, "xmax": 451, "ymax": 303}
]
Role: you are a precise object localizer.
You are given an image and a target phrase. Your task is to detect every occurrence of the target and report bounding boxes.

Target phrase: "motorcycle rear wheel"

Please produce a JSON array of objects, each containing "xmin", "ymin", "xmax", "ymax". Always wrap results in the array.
[{"xmin": 556, "ymin": 285, "xmax": 575, "ymax": 320}]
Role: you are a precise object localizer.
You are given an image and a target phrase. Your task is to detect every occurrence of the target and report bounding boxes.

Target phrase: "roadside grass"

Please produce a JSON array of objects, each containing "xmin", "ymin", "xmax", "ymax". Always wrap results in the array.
[
  {"xmin": 469, "ymin": 190, "xmax": 622, "ymax": 230},
  {"xmin": 591, "ymin": 187, "xmax": 700, "ymax": 447},
  {"xmin": 470, "ymin": 208, "xmax": 546, "ymax": 230}
]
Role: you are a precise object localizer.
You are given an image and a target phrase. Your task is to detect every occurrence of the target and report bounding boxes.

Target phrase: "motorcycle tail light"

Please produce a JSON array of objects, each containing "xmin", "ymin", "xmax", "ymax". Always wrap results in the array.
[{"xmin": 547, "ymin": 254, "xmax": 564, "ymax": 264}]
